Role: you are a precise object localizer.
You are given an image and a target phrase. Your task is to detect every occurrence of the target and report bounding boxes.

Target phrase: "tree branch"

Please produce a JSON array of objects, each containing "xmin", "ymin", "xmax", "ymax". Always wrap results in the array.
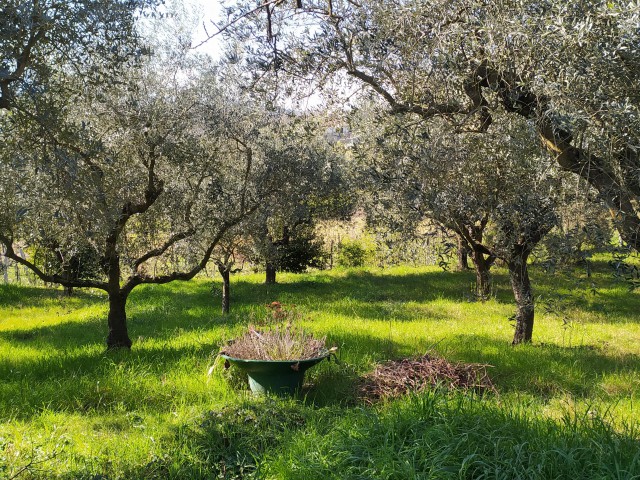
[
  {"xmin": 0, "ymin": 2, "xmax": 47, "ymax": 110},
  {"xmin": 471, "ymin": 62, "xmax": 640, "ymax": 250},
  {"xmin": 109, "ymin": 156, "xmax": 164, "ymax": 241},
  {"xmin": 122, "ymin": 205, "xmax": 260, "ymax": 295},
  {"xmin": 133, "ymin": 228, "xmax": 196, "ymax": 271},
  {"xmin": 462, "ymin": 78, "xmax": 492, "ymax": 132},
  {"xmin": 448, "ymin": 220, "xmax": 495, "ymax": 263},
  {"xmin": 240, "ymin": 146, "xmax": 253, "ymax": 213},
  {"xmin": 346, "ymin": 68, "xmax": 464, "ymax": 118},
  {"xmin": 0, "ymin": 234, "xmax": 108, "ymax": 290},
  {"xmin": 192, "ymin": 0, "xmax": 285, "ymax": 49}
]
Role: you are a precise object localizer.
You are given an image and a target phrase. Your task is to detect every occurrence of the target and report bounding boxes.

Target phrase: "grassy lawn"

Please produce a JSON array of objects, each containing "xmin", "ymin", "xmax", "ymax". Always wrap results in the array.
[{"xmin": 0, "ymin": 265, "xmax": 639, "ymax": 478}]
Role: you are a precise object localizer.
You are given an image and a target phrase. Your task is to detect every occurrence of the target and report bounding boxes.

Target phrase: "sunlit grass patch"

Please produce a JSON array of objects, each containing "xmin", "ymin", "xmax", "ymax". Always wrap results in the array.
[{"xmin": 0, "ymin": 265, "xmax": 638, "ymax": 477}]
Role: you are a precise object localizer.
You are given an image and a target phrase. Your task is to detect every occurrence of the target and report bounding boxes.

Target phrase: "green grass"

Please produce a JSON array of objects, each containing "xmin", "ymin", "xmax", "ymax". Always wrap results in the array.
[{"xmin": 0, "ymin": 264, "xmax": 639, "ymax": 478}]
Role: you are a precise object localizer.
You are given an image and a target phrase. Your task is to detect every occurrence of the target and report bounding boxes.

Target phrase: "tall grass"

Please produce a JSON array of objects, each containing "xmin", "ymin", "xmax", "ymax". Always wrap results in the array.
[
  {"xmin": 0, "ymin": 264, "xmax": 638, "ymax": 478},
  {"xmin": 268, "ymin": 392, "xmax": 640, "ymax": 480}
]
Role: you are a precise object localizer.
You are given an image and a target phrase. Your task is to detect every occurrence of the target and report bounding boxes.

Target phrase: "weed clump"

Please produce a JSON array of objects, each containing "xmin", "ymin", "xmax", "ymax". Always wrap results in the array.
[{"xmin": 143, "ymin": 399, "xmax": 308, "ymax": 479}]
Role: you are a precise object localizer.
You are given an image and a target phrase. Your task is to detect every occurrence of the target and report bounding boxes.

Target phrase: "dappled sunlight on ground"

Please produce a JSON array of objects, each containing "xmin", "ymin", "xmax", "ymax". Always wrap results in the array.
[{"xmin": 0, "ymin": 265, "xmax": 638, "ymax": 477}]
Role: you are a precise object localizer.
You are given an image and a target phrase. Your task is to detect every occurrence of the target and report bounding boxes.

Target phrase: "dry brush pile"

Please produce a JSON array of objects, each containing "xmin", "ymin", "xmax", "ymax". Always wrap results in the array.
[{"xmin": 359, "ymin": 354, "xmax": 496, "ymax": 403}]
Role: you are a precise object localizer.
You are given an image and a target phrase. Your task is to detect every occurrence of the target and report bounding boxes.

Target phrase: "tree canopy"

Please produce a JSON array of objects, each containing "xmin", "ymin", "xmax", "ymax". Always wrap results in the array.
[
  {"xmin": 0, "ymin": 7, "xmax": 344, "ymax": 347},
  {"xmin": 220, "ymin": 0, "xmax": 640, "ymax": 251},
  {"xmin": 0, "ymin": 0, "xmax": 159, "ymax": 110}
]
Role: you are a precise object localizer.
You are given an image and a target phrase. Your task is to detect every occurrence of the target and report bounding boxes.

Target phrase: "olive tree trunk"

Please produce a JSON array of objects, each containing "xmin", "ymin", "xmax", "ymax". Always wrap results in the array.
[
  {"xmin": 106, "ymin": 290, "xmax": 132, "ymax": 349},
  {"xmin": 265, "ymin": 262, "xmax": 277, "ymax": 284},
  {"xmin": 63, "ymin": 262, "xmax": 74, "ymax": 296},
  {"xmin": 218, "ymin": 264, "xmax": 231, "ymax": 314},
  {"xmin": 456, "ymin": 234, "xmax": 469, "ymax": 271},
  {"xmin": 470, "ymin": 247, "xmax": 494, "ymax": 298},
  {"xmin": 509, "ymin": 254, "xmax": 535, "ymax": 345}
]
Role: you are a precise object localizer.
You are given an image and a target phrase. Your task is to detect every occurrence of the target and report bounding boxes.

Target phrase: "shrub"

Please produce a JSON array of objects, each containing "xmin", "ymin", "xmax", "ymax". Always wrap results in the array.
[
  {"xmin": 337, "ymin": 239, "xmax": 370, "ymax": 267},
  {"xmin": 279, "ymin": 236, "xmax": 326, "ymax": 273}
]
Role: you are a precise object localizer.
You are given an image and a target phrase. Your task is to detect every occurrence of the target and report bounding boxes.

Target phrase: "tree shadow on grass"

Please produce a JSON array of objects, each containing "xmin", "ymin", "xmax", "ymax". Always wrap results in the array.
[
  {"xmin": 4, "ymin": 265, "xmax": 637, "ymax": 346},
  {"xmin": 441, "ymin": 333, "xmax": 640, "ymax": 399},
  {"xmin": 1, "ymin": 271, "xmax": 639, "ymax": 422},
  {"xmin": 263, "ymin": 269, "xmax": 483, "ymax": 303},
  {"xmin": 264, "ymin": 392, "xmax": 640, "ymax": 480},
  {"xmin": 300, "ymin": 329, "xmax": 640, "ymax": 408},
  {"xmin": 320, "ymin": 300, "xmax": 455, "ymax": 322},
  {"xmin": 0, "ymin": 279, "xmax": 256, "ymax": 349},
  {"xmin": 0, "ymin": 283, "xmax": 104, "ymax": 309},
  {"xmin": 230, "ymin": 269, "xmax": 513, "ymax": 323},
  {"xmin": 0, "ymin": 324, "xmax": 408, "ymax": 420},
  {"xmin": 1, "ymin": 325, "xmax": 639, "ymax": 422},
  {"xmin": 0, "ymin": 271, "xmax": 470, "ymax": 356},
  {"xmin": 0, "ymin": 339, "xmax": 235, "ymax": 420},
  {"xmin": 0, "ymin": 303, "xmax": 249, "ymax": 364},
  {"xmin": 0, "ymin": 322, "xmax": 369, "ymax": 418},
  {"xmin": 234, "ymin": 268, "xmax": 640, "ymax": 324}
]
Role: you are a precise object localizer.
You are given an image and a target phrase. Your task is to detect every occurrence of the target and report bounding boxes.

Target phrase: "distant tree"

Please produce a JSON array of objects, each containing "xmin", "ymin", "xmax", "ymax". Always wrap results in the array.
[
  {"xmin": 264, "ymin": 222, "xmax": 328, "ymax": 276},
  {"xmin": 30, "ymin": 240, "xmax": 102, "ymax": 296},
  {"xmin": 352, "ymin": 110, "xmax": 505, "ymax": 297},
  {"xmin": 211, "ymin": 227, "xmax": 248, "ymax": 315},
  {"xmin": 252, "ymin": 217, "xmax": 327, "ymax": 284},
  {"xmin": 278, "ymin": 232, "xmax": 326, "ymax": 273},
  {"xmin": 353, "ymin": 108, "xmax": 559, "ymax": 343},
  {"xmin": 536, "ymin": 181, "xmax": 614, "ymax": 276},
  {"xmin": 244, "ymin": 116, "xmax": 349, "ymax": 284}
]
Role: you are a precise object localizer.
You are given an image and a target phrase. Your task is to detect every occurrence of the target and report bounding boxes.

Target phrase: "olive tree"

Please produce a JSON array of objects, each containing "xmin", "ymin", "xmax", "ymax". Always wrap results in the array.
[
  {"xmin": 245, "ymin": 116, "xmax": 350, "ymax": 284},
  {"xmin": 208, "ymin": 112, "xmax": 345, "ymax": 309},
  {"xmin": 351, "ymin": 108, "xmax": 505, "ymax": 297},
  {"xmin": 210, "ymin": 225, "xmax": 250, "ymax": 315},
  {"xmin": 0, "ymin": 62, "xmax": 303, "ymax": 349},
  {"xmin": 218, "ymin": 0, "xmax": 640, "ymax": 252},
  {"xmin": 352, "ymin": 107, "xmax": 559, "ymax": 343}
]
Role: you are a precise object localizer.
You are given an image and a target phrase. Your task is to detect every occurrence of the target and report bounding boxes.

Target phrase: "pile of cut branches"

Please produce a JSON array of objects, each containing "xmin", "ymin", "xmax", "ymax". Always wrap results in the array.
[{"xmin": 359, "ymin": 354, "xmax": 496, "ymax": 403}]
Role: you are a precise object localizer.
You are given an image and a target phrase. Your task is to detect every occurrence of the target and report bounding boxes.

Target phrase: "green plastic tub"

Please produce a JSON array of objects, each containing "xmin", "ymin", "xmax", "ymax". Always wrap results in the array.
[{"xmin": 220, "ymin": 354, "xmax": 329, "ymax": 395}]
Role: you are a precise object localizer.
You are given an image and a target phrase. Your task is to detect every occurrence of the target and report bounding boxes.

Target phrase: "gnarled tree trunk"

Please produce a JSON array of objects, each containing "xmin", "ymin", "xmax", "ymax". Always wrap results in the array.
[
  {"xmin": 451, "ymin": 223, "xmax": 495, "ymax": 298},
  {"xmin": 473, "ymin": 63, "xmax": 640, "ymax": 252},
  {"xmin": 509, "ymin": 252, "xmax": 535, "ymax": 345},
  {"xmin": 470, "ymin": 246, "xmax": 494, "ymax": 298},
  {"xmin": 62, "ymin": 261, "xmax": 74, "ymax": 296},
  {"xmin": 106, "ymin": 290, "xmax": 132, "ymax": 349},
  {"xmin": 456, "ymin": 234, "xmax": 469, "ymax": 271}
]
